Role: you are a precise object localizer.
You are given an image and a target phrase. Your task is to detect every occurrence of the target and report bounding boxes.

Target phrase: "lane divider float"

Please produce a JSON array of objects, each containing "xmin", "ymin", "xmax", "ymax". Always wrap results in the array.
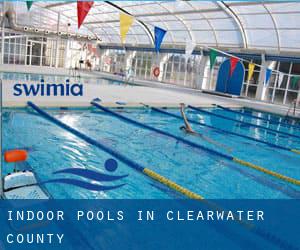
[
  {"xmin": 27, "ymin": 102, "xmax": 298, "ymax": 249},
  {"xmin": 146, "ymin": 105, "xmax": 300, "ymax": 155},
  {"xmin": 188, "ymin": 105, "xmax": 300, "ymax": 140},
  {"xmin": 27, "ymin": 101, "xmax": 203, "ymax": 199},
  {"xmin": 92, "ymin": 101, "xmax": 300, "ymax": 187},
  {"xmin": 215, "ymin": 104, "xmax": 300, "ymax": 130}
]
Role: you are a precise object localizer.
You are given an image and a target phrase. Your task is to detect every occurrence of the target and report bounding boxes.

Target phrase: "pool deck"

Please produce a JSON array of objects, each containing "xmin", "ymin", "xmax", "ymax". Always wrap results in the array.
[
  {"xmin": 2, "ymin": 79, "xmax": 241, "ymax": 108},
  {"xmin": 1, "ymin": 70, "xmax": 299, "ymax": 118}
]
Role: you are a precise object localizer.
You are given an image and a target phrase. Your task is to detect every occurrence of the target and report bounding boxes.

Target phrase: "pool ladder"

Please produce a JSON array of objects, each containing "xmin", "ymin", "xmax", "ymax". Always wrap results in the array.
[
  {"xmin": 69, "ymin": 66, "xmax": 81, "ymax": 80},
  {"xmin": 286, "ymin": 99, "xmax": 298, "ymax": 118}
]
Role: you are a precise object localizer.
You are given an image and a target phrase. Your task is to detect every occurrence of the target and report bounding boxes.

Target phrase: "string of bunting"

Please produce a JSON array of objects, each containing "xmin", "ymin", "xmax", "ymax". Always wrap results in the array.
[
  {"xmin": 76, "ymin": 2, "xmax": 168, "ymax": 53},
  {"xmin": 27, "ymin": 1, "xmax": 300, "ymax": 89},
  {"xmin": 208, "ymin": 47, "xmax": 300, "ymax": 88}
]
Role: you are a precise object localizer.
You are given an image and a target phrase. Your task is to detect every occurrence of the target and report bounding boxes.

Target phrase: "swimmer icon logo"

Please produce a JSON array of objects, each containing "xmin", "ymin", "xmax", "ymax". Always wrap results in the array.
[{"xmin": 43, "ymin": 159, "xmax": 128, "ymax": 191}]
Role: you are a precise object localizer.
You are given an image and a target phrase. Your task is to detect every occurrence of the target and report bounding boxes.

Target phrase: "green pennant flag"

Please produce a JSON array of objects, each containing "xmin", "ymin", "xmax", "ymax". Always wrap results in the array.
[
  {"xmin": 209, "ymin": 49, "xmax": 218, "ymax": 70},
  {"xmin": 26, "ymin": 1, "xmax": 33, "ymax": 10},
  {"xmin": 291, "ymin": 76, "xmax": 300, "ymax": 89}
]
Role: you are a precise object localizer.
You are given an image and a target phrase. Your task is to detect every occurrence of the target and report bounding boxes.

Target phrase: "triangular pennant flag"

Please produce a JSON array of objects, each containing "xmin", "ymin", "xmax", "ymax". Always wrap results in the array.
[
  {"xmin": 154, "ymin": 26, "xmax": 167, "ymax": 53},
  {"xmin": 26, "ymin": 1, "xmax": 33, "ymax": 10},
  {"xmin": 229, "ymin": 57, "xmax": 239, "ymax": 76},
  {"xmin": 291, "ymin": 76, "xmax": 300, "ymax": 89},
  {"xmin": 247, "ymin": 63, "xmax": 255, "ymax": 82},
  {"xmin": 120, "ymin": 13, "xmax": 134, "ymax": 44},
  {"xmin": 209, "ymin": 49, "xmax": 218, "ymax": 70},
  {"xmin": 185, "ymin": 38, "xmax": 196, "ymax": 62},
  {"xmin": 277, "ymin": 73, "xmax": 284, "ymax": 88},
  {"xmin": 77, "ymin": 1, "xmax": 94, "ymax": 29},
  {"xmin": 264, "ymin": 68, "xmax": 272, "ymax": 86}
]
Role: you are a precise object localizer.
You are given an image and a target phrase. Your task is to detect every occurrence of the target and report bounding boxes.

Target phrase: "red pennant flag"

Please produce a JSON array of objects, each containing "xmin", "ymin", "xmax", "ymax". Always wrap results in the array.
[
  {"xmin": 77, "ymin": 1, "xmax": 94, "ymax": 29},
  {"xmin": 229, "ymin": 57, "xmax": 239, "ymax": 76}
]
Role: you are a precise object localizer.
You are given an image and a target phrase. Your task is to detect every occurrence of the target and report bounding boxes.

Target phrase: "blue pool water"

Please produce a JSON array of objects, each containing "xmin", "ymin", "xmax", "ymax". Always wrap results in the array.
[
  {"xmin": 2, "ymin": 106, "xmax": 300, "ymax": 199},
  {"xmin": 0, "ymin": 71, "xmax": 129, "ymax": 85}
]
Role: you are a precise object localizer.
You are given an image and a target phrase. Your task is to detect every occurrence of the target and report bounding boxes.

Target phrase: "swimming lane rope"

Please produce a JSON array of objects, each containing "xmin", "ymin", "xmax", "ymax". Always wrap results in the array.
[
  {"xmin": 188, "ymin": 105, "xmax": 300, "ymax": 140},
  {"xmin": 27, "ymin": 102, "xmax": 203, "ymax": 200},
  {"xmin": 28, "ymin": 102, "xmax": 298, "ymax": 249},
  {"xmin": 146, "ymin": 105, "xmax": 300, "ymax": 155},
  {"xmin": 91, "ymin": 102, "xmax": 300, "ymax": 186},
  {"xmin": 215, "ymin": 104, "xmax": 300, "ymax": 130}
]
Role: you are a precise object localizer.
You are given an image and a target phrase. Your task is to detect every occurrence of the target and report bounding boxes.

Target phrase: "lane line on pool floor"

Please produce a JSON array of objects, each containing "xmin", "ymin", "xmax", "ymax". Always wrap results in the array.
[
  {"xmin": 27, "ymin": 101, "xmax": 298, "ymax": 250},
  {"xmin": 27, "ymin": 101, "xmax": 203, "ymax": 200},
  {"xmin": 188, "ymin": 105, "xmax": 300, "ymax": 140},
  {"xmin": 215, "ymin": 104, "xmax": 300, "ymax": 130},
  {"xmin": 91, "ymin": 101, "xmax": 300, "ymax": 187},
  {"xmin": 144, "ymin": 105, "xmax": 300, "ymax": 155}
]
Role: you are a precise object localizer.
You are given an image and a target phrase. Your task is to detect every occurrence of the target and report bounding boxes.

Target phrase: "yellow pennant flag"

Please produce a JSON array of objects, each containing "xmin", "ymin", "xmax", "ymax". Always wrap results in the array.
[
  {"xmin": 247, "ymin": 63, "xmax": 255, "ymax": 82},
  {"xmin": 120, "ymin": 13, "xmax": 134, "ymax": 44}
]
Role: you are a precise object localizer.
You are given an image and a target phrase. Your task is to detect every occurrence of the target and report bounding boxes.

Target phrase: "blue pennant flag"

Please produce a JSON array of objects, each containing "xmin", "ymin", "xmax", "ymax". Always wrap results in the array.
[
  {"xmin": 154, "ymin": 26, "xmax": 167, "ymax": 53},
  {"xmin": 264, "ymin": 68, "xmax": 272, "ymax": 86}
]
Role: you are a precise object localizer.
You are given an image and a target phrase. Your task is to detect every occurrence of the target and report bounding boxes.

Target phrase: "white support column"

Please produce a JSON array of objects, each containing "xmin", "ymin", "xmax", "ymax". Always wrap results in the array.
[
  {"xmin": 125, "ymin": 50, "xmax": 135, "ymax": 80},
  {"xmin": 159, "ymin": 54, "xmax": 168, "ymax": 82},
  {"xmin": 64, "ymin": 40, "xmax": 70, "ymax": 69},
  {"xmin": 55, "ymin": 12, "xmax": 61, "ymax": 68},
  {"xmin": 183, "ymin": 58, "xmax": 188, "ymax": 87},
  {"xmin": 198, "ymin": 55, "xmax": 209, "ymax": 90},
  {"xmin": 1, "ymin": 22, "xmax": 4, "ymax": 64},
  {"xmin": 255, "ymin": 54, "xmax": 269, "ymax": 101},
  {"xmin": 283, "ymin": 63, "xmax": 293, "ymax": 105}
]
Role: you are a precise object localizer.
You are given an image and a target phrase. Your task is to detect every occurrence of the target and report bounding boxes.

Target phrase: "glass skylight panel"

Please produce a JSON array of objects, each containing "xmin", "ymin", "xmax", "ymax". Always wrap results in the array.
[
  {"xmin": 184, "ymin": 20, "xmax": 211, "ymax": 30},
  {"xmin": 215, "ymin": 30, "xmax": 242, "ymax": 46},
  {"xmin": 247, "ymin": 29, "xmax": 278, "ymax": 48},
  {"xmin": 178, "ymin": 13, "xmax": 206, "ymax": 20},
  {"xmin": 202, "ymin": 11, "xmax": 229, "ymax": 19},
  {"xmin": 265, "ymin": 2, "xmax": 300, "ymax": 12},
  {"xmin": 239, "ymin": 15, "xmax": 274, "ymax": 29},
  {"xmin": 155, "ymin": 15, "xmax": 178, "ymax": 21},
  {"xmin": 160, "ymin": 1, "xmax": 193, "ymax": 12},
  {"xmin": 209, "ymin": 18, "xmax": 237, "ymax": 30},
  {"xmin": 124, "ymin": 35, "xmax": 137, "ymax": 43},
  {"xmin": 279, "ymin": 30, "xmax": 300, "ymax": 50},
  {"xmin": 230, "ymin": 4, "xmax": 266, "ymax": 14},
  {"xmin": 6, "ymin": 1, "xmax": 300, "ymax": 52},
  {"xmin": 61, "ymin": 9, "xmax": 76, "ymax": 18},
  {"xmin": 188, "ymin": 1, "xmax": 219, "ymax": 11},
  {"xmin": 128, "ymin": 25, "xmax": 145, "ymax": 34},
  {"xmin": 192, "ymin": 30, "xmax": 216, "ymax": 44},
  {"xmin": 273, "ymin": 13, "xmax": 300, "ymax": 29},
  {"xmin": 172, "ymin": 30, "xmax": 191, "ymax": 43},
  {"xmin": 163, "ymin": 21, "xmax": 186, "ymax": 30}
]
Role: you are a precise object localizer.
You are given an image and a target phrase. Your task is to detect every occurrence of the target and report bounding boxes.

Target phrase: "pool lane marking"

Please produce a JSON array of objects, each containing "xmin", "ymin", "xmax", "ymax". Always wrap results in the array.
[
  {"xmin": 215, "ymin": 104, "xmax": 300, "ymax": 130},
  {"xmin": 143, "ymin": 168, "xmax": 203, "ymax": 199},
  {"xmin": 146, "ymin": 106, "xmax": 300, "ymax": 155},
  {"xmin": 27, "ymin": 101, "xmax": 203, "ymax": 200},
  {"xmin": 291, "ymin": 149, "xmax": 300, "ymax": 155},
  {"xmin": 188, "ymin": 105, "xmax": 300, "ymax": 140},
  {"xmin": 26, "ymin": 102, "xmax": 299, "ymax": 249},
  {"xmin": 244, "ymin": 106, "xmax": 300, "ymax": 124},
  {"xmin": 92, "ymin": 102, "xmax": 233, "ymax": 160},
  {"xmin": 92, "ymin": 102, "xmax": 300, "ymax": 187},
  {"xmin": 232, "ymin": 158, "xmax": 300, "ymax": 186}
]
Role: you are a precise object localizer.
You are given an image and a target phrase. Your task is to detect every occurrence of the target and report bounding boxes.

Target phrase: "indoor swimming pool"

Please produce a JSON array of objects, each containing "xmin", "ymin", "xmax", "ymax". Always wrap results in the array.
[{"xmin": 2, "ymin": 105, "xmax": 300, "ymax": 199}]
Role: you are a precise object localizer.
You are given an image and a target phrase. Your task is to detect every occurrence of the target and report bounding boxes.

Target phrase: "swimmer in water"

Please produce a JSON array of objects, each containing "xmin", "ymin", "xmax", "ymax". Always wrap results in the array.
[{"xmin": 179, "ymin": 103, "xmax": 232, "ymax": 152}]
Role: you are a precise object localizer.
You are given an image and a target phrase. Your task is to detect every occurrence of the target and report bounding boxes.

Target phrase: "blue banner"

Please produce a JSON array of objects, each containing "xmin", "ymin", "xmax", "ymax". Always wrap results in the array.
[
  {"xmin": 154, "ymin": 27, "xmax": 167, "ymax": 53},
  {"xmin": 265, "ymin": 68, "xmax": 272, "ymax": 86},
  {"xmin": 0, "ymin": 199, "xmax": 299, "ymax": 250}
]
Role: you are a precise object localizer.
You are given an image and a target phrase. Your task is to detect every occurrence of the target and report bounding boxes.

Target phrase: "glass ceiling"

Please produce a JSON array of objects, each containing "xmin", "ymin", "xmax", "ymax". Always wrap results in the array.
[{"xmin": 6, "ymin": 1, "xmax": 300, "ymax": 53}]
